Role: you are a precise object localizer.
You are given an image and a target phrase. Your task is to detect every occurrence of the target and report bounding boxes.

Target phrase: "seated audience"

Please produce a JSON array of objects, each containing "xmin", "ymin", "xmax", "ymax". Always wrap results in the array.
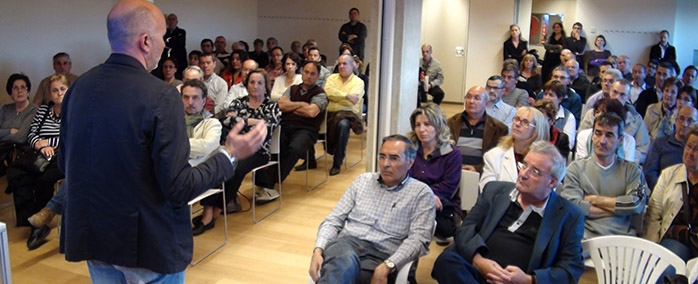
[
  {"xmin": 583, "ymin": 35, "xmax": 611, "ymax": 79},
  {"xmin": 307, "ymin": 47, "xmax": 331, "ymax": 87},
  {"xmin": 484, "ymin": 75, "xmax": 516, "ymax": 130},
  {"xmin": 250, "ymin": 38, "xmax": 269, "ymax": 68},
  {"xmin": 644, "ymin": 125, "xmax": 698, "ymax": 261},
  {"xmin": 479, "ymin": 107, "xmax": 549, "ymax": 191},
  {"xmin": 561, "ymin": 112, "xmax": 648, "ymax": 239},
  {"xmin": 0, "ymin": 74, "xmax": 37, "ymax": 176},
  {"xmin": 309, "ymin": 135, "xmax": 435, "ymax": 283},
  {"xmin": 630, "ymin": 64, "xmax": 648, "ymax": 105},
  {"xmin": 200, "ymin": 39, "xmax": 224, "ymax": 74},
  {"xmin": 635, "ymin": 61, "xmax": 675, "ymax": 119},
  {"xmin": 517, "ymin": 54, "xmax": 542, "ymax": 99},
  {"xmin": 682, "ymin": 65, "xmax": 697, "ymax": 88},
  {"xmin": 500, "ymin": 64, "xmax": 529, "ymax": 108},
  {"xmin": 431, "ymin": 141, "xmax": 584, "ymax": 284},
  {"xmin": 586, "ymin": 61, "xmax": 613, "ymax": 102},
  {"xmin": 536, "ymin": 66, "xmax": 582, "ymax": 127},
  {"xmin": 33, "ymin": 52, "xmax": 79, "ymax": 106},
  {"xmin": 324, "ymin": 55, "xmax": 365, "ymax": 176},
  {"xmin": 532, "ymin": 99, "xmax": 570, "ymax": 160},
  {"xmin": 160, "ymin": 57, "xmax": 182, "ymax": 86},
  {"xmin": 541, "ymin": 80, "xmax": 576, "ymax": 149},
  {"xmin": 224, "ymin": 59, "xmax": 257, "ymax": 107},
  {"xmin": 646, "ymin": 59, "xmax": 659, "ymax": 88},
  {"xmin": 418, "ymin": 44, "xmax": 445, "ymax": 106},
  {"xmin": 7, "ymin": 74, "xmax": 67, "ymax": 250},
  {"xmin": 220, "ymin": 49, "xmax": 249, "ymax": 88},
  {"xmin": 195, "ymin": 70, "xmax": 280, "ymax": 235},
  {"xmin": 618, "ymin": 55, "xmax": 633, "ymax": 81},
  {"xmin": 576, "ymin": 98, "xmax": 637, "ymax": 163},
  {"xmin": 265, "ymin": 46, "xmax": 284, "ymax": 86},
  {"xmin": 644, "ymin": 106, "xmax": 698, "ymax": 191},
  {"xmin": 270, "ymin": 52, "xmax": 302, "ymax": 102},
  {"xmin": 447, "ymin": 86, "xmax": 508, "ymax": 173},
  {"xmin": 407, "ymin": 103, "xmax": 462, "ymax": 243},
  {"xmin": 580, "ymin": 80, "xmax": 650, "ymax": 164},
  {"xmin": 583, "ymin": 68, "xmax": 622, "ymax": 115},
  {"xmin": 566, "ymin": 60, "xmax": 589, "ymax": 97},
  {"xmin": 188, "ymin": 50, "xmax": 201, "ymax": 67},
  {"xmin": 199, "ymin": 52, "xmax": 229, "ymax": 114},
  {"xmin": 644, "ymin": 77, "xmax": 682, "ymax": 139},
  {"xmin": 254, "ymin": 61, "xmax": 327, "ymax": 200}
]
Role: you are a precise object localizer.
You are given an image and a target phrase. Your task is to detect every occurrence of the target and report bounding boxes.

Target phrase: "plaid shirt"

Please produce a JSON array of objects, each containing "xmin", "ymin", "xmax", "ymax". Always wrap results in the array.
[{"xmin": 315, "ymin": 172, "xmax": 436, "ymax": 268}]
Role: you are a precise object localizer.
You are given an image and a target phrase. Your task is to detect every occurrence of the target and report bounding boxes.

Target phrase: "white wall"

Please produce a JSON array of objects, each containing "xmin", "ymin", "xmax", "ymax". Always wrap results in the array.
[
  {"xmin": 674, "ymin": 0, "xmax": 698, "ymax": 70},
  {"xmin": 257, "ymin": 0, "xmax": 373, "ymax": 64},
  {"xmin": 0, "ymin": 0, "xmax": 256, "ymax": 105},
  {"xmin": 421, "ymin": 0, "xmax": 469, "ymax": 103}
]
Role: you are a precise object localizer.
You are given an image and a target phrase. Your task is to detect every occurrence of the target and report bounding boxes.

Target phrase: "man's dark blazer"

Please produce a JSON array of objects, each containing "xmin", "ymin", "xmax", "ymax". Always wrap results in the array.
[{"xmin": 453, "ymin": 181, "xmax": 585, "ymax": 283}]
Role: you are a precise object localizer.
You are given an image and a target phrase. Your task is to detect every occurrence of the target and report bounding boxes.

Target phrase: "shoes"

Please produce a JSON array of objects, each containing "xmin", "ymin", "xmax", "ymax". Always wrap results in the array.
[
  {"xmin": 294, "ymin": 159, "xmax": 317, "ymax": 171},
  {"xmin": 28, "ymin": 207, "xmax": 56, "ymax": 228},
  {"xmin": 27, "ymin": 225, "xmax": 51, "ymax": 250},
  {"xmin": 255, "ymin": 187, "xmax": 280, "ymax": 203},
  {"xmin": 433, "ymin": 236, "xmax": 452, "ymax": 246},
  {"xmin": 192, "ymin": 219, "xmax": 215, "ymax": 236},
  {"xmin": 329, "ymin": 166, "xmax": 341, "ymax": 176},
  {"xmin": 226, "ymin": 194, "xmax": 242, "ymax": 213},
  {"xmin": 192, "ymin": 215, "xmax": 203, "ymax": 225}
]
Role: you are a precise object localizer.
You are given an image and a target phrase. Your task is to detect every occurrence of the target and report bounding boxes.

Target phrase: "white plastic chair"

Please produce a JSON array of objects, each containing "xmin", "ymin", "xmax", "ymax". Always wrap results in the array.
[
  {"xmin": 687, "ymin": 257, "xmax": 698, "ymax": 283},
  {"xmin": 250, "ymin": 126, "xmax": 282, "ymax": 223},
  {"xmin": 306, "ymin": 112, "xmax": 328, "ymax": 192},
  {"xmin": 188, "ymin": 185, "xmax": 227, "ymax": 266},
  {"xmin": 459, "ymin": 170, "xmax": 480, "ymax": 212},
  {"xmin": 582, "ymin": 235, "xmax": 686, "ymax": 284}
]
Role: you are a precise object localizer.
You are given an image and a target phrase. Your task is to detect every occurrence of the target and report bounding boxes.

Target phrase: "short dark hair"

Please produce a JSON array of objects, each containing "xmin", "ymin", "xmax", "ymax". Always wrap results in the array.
[
  {"xmin": 593, "ymin": 98, "xmax": 627, "ymax": 121},
  {"xmin": 162, "ymin": 57, "xmax": 178, "ymax": 69},
  {"xmin": 381, "ymin": 134, "xmax": 416, "ymax": 162},
  {"xmin": 593, "ymin": 112, "xmax": 625, "ymax": 137},
  {"xmin": 660, "ymin": 30, "xmax": 670, "ymax": 36},
  {"xmin": 543, "ymin": 80, "xmax": 566, "ymax": 99},
  {"xmin": 600, "ymin": 61, "xmax": 613, "ymax": 68},
  {"xmin": 487, "ymin": 75, "xmax": 504, "ymax": 88},
  {"xmin": 308, "ymin": 46, "xmax": 320, "ymax": 54},
  {"xmin": 679, "ymin": 86, "xmax": 697, "ymax": 103},
  {"xmin": 200, "ymin": 52, "xmax": 215, "ymax": 60},
  {"xmin": 573, "ymin": 22, "xmax": 583, "ymax": 29},
  {"xmin": 270, "ymin": 46, "xmax": 284, "ymax": 55},
  {"xmin": 201, "ymin": 38, "xmax": 213, "ymax": 46},
  {"xmin": 53, "ymin": 52, "xmax": 71, "ymax": 62},
  {"xmin": 189, "ymin": 50, "xmax": 202, "ymax": 58},
  {"xmin": 181, "ymin": 79, "xmax": 208, "ymax": 99},
  {"xmin": 595, "ymin": 35, "xmax": 607, "ymax": 47},
  {"xmin": 6, "ymin": 73, "xmax": 31, "ymax": 95},
  {"xmin": 662, "ymin": 77, "xmax": 684, "ymax": 92},
  {"xmin": 230, "ymin": 49, "xmax": 250, "ymax": 65},
  {"xmin": 238, "ymin": 40, "xmax": 249, "ymax": 52},
  {"xmin": 684, "ymin": 65, "xmax": 698, "ymax": 74},
  {"xmin": 648, "ymin": 58, "xmax": 659, "ymax": 67},
  {"xmin": 350, "ymin": 7, "xmax": 360, "ymax": 14},
  {"xmin": 501, "ymin": 63, "xmax": 519, "ymax": 77},
  {"xmin": 302, "ymin": 60, "xmax": 321, "ymax": 74},
  {"xmin": 281, "ymin": 52, "xmax": 302, "ymax": 73}
]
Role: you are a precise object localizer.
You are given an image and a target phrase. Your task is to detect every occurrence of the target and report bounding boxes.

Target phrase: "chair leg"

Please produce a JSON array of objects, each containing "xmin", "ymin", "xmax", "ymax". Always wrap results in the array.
[
  {"xmin": 306, "ymin": 145, "xmax": 328, "ymax": 192},
  {"xmin": 251, "ymin": 164, "xmax": 282, "ymax": 223},
  {"xmin": 344, "ymin": 131, "xmax": 365, "ymax": 170}
]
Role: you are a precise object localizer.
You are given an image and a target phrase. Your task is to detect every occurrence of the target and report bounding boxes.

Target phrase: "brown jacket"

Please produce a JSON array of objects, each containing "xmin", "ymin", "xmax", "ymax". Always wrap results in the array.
[{"xmin": 447, "ymin": 112, "xmax": 509, "ymax": 173}]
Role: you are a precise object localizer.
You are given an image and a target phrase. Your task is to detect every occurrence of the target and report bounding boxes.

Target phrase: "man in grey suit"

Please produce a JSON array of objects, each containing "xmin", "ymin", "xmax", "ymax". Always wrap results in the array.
[{"xmin": 431, "ymin": 141, "xmax": 585, "ymax": 284}]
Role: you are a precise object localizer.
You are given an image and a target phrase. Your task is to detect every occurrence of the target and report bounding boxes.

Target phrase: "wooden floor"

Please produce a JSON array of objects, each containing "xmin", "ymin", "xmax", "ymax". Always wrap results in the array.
[{"xmin": 0, "ymin": 102, "xmax": 596, "ymax": 283}]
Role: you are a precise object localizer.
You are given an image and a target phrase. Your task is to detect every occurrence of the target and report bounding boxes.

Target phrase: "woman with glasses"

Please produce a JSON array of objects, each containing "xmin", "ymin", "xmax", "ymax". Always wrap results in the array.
[
  {"xmin": 479, "ymin": 107, "xmax": 549, "ymax": 191},
  {"xmin": 0, "ymin": 74, "xmax": 38, "ymax": 176},
  {"xmin": 644, "ymin": 77, "xmax": 683, "ymax": 139},
  {"xmin": 407, "ymin": 103, "xmax": 462, "ymax": 244},
  {"xmin": 160, "ymin": 57, "xmax": 182, "ymax": 86}
]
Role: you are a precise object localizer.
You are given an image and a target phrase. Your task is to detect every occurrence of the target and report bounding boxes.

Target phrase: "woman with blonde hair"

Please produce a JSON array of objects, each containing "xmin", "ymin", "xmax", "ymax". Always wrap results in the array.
[
  {"xmin": 517, "ymin": 53, "xmax": 543, "ymax": 99},
  {"xmin": 479, "ymin": 107, "xmax": 549, "ymax": 191},
  {"xmin": 503, "ymin": 24, "xmax": 528, "ymax": 63},
  {"xmin": 407, "ymin": 103, "xmax": 462, "ymax": 243}
]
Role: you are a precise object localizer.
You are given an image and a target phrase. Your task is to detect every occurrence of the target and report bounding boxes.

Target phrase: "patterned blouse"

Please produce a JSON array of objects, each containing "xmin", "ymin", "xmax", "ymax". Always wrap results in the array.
[
  {"xmin": 28, "ymin": 104, "xmax": 61, "ymax": 149},
  {"xmin": 221, "ymin": 96, "xmax": 281, "ymax": 156}
]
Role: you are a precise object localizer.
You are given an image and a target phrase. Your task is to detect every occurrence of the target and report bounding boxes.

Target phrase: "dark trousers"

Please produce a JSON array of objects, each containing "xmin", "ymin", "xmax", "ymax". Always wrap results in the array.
[
  {"xmin": 201, "ymin": 151, "xmax": 268, "ymax": 209},
  {"xmin": 331, "ymin": 119, "xmax": 351, "ymax": 167},
  {"xmin": 257, "ymin": 124, "xmax": 317, "ymax": 188},
  {"xmin": 317, "ymin": 235, "xmax": 397, "ymax": 284},
  {"xmin": 418, "ymin": 85, "xmax": 445, "ymax": 105},
  {"xmin": 431, "ymin": 245, "xmax": 486, "ymax": 284},
  {"xmin": 7, "ymin": 161, "xmax": 64, "ymax": 227}
]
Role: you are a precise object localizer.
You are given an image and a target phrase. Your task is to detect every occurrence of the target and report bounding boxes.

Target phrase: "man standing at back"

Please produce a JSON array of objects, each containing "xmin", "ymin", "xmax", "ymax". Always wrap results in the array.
[
  {"xmin": 58, "ymin": 1, "xmax": 266, "ymax": 282},
  {"xmin": 338, "ymin": 8, "xmax": 367, "ymax": 60}
]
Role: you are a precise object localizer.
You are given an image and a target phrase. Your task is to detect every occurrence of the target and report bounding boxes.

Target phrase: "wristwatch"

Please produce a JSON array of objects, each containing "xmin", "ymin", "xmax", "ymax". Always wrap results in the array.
[{"xmin": 384, "ymin": 260, "xmax": 396, "ymax": 272}]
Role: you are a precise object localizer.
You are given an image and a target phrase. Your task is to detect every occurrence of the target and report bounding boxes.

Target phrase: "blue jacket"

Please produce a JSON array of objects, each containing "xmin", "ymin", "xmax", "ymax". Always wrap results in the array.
[
  {"xmin": 58, "ymin": 54, "xmax": 234, "ymax": 274},
  {"xmin": 454, "ymin": 181, "xmax": 585, "ymax": 283}
]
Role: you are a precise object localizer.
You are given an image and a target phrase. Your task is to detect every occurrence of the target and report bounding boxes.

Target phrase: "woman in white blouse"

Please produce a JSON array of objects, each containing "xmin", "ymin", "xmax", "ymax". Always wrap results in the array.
[{"xmin": 269, "ymin": 52, "xmax": 302, "ymax": 102}]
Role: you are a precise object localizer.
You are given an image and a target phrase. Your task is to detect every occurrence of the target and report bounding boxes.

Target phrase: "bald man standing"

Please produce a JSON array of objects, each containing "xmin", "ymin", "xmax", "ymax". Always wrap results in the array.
[{"xmin": 58, "ymin": 1, "xmax": 266, "ymax": 282}]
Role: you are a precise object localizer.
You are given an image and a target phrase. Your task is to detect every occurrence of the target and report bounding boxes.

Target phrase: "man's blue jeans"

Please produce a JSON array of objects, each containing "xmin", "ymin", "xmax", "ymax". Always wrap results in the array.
[{"xmin": 87, "ymin": 260, "xmax": 185, "ymax": 284}]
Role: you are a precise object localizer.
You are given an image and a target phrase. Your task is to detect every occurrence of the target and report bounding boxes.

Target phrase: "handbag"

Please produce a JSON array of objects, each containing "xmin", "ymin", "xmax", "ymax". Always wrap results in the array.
[
  {"xmin": 12, "ymin": 149, "xmax": 52, "ymax": 175},
  {"xmin": 435, "ymin": 197, "xmax": 461, "ymax": 238}
]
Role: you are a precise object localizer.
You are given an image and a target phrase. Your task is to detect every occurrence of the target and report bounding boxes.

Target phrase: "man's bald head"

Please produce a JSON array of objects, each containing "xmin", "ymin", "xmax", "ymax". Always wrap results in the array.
[{"xmin": 107, "ymin": 0, "xmax": 165, "ymax": 71}]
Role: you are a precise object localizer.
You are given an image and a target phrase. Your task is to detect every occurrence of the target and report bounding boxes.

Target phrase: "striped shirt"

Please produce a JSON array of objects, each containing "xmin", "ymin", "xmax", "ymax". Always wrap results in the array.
[
  {"xmin": 457, "ymin": 113, "xmax": 486, "ymax": 166},
  {"xmin": 28, "ymin": 104, "xmax": 61, "ymax": 148}
]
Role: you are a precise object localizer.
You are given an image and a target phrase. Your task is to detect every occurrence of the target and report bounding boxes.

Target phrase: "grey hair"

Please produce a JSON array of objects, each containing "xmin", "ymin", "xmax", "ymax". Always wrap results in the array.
[
  {"xmin": 184, "ymin": 65, "xmax": 204, "ymax": 79},
  {"xmin": 528, "ymin": 140, "xmax": 566, "ymax": 186},
  {"xmin": 382, "ymin": 134, "xmax": 417, "ymax": 162},
  {"xmin": 603, "ymin": 68, "xmax": 623, "ymax": 80}
]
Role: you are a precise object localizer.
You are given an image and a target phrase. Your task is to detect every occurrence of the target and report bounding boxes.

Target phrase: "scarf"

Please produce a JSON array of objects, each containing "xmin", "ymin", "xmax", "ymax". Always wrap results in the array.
[{"xmin": 185, "ymin": 110, "xmax": 209, "ymax": 137}]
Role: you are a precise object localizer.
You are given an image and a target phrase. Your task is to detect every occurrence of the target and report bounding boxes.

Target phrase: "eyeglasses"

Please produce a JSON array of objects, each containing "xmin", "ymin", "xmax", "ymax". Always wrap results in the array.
[
  {"xmin": 12, "ymin": 86, "xmax": 28, "ymax": 92},
  {"xmin": 513, "ymin": 116, "xmax": 536, "ymax": 128},
  {"xmin": 517, "ymin": 161, "xmax": 552, "ymax": 178}
]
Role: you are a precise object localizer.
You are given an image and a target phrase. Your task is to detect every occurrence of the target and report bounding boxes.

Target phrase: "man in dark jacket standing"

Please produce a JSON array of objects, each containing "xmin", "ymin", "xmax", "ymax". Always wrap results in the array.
[
  {"xmin": 58, "ymin": 0, "xmax": 266, "ymax": 282},
  {"xmin": 338, "ymin": 8, "xmax": 368, "ymax": 60}
]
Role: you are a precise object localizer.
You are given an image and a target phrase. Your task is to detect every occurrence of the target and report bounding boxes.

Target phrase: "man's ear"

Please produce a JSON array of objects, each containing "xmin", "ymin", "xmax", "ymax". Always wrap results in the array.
[{"xmin": 138, "ymin": 33, "xmax": 150, "ymax": 54}]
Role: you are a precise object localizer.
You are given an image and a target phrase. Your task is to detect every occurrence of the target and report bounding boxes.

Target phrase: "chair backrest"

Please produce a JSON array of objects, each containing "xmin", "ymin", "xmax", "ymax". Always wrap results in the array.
[
  {"xmin": 459, "ymin": 170, "xmax": 480, "ymax": 212},
  {"xmin": 270, "ymin": 125, "xmax": 281, "ymax": 155},
  {"xmin": 582, "ymin": 235, "xmax": 686, "ymax": 284},
  {"xmin": 687, "ymin": 257, "xmax": 698, "ymax": 283}
]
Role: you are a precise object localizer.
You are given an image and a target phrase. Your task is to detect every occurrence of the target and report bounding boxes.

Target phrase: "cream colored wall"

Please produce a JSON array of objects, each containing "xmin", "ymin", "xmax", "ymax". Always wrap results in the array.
[{"xmin": 421, "ymin": 0, "xmax": 469, "ymax": 103}]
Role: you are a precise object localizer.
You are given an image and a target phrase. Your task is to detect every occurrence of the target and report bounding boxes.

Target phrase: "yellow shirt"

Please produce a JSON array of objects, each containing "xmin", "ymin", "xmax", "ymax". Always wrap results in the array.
[{"xmin": 324, "ymin": 73, "xmax": 364, "ymax": 114}]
